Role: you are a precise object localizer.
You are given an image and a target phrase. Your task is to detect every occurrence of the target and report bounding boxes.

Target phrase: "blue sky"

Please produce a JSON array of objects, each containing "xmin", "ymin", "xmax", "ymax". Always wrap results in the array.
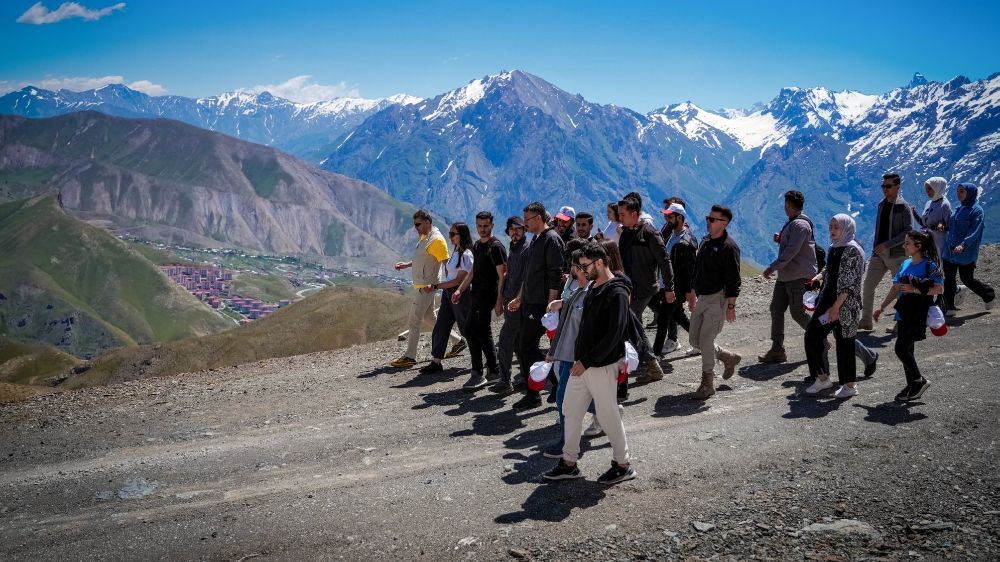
[{"xmin": 2, "ymin": 0, "xmax": 999, "ymax": 111}]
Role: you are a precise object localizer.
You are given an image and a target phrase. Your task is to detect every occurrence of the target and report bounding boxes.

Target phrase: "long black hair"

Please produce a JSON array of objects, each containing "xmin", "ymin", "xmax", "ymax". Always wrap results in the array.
[
  {"xmin": 450, "ymin": 222, "xmax": 474, "ymax": 267},
  {"xmin": 907, "ymin": 229, "xmax": 941, "ymax": 271}
]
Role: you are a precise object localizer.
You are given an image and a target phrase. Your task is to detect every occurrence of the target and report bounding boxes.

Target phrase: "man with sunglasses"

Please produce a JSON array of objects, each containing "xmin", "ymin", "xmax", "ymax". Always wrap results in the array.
[
  {"xmin": 689, "ymin": 205, "xmax": 742, "ymax": 400},
  {"xmin": 508, "ymin": 201, "xmax": 566, "ymax": 409},
  {"xmin": 860, "ymin": 173, "xmax": 914, "ymax": 330},
  {"xmin": 391, "ymin": 210, "xmax": 461, "ymax": 369}
]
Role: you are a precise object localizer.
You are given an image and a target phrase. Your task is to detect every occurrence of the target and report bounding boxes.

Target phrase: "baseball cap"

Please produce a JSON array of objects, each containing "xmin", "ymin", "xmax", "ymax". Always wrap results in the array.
[
  {"xmin": 555, "ymin": 206, "xmax": 576, "ymax": 221},
  {"xmin": 661, "ymin": 203, "xmax": 686, "ymax": 217}
]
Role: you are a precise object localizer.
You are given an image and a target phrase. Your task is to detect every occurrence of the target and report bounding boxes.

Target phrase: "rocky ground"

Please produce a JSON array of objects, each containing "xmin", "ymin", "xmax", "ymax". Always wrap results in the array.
[{"xmin": 1, "ymin": 248, "xmax": 998, "ymax": 561}]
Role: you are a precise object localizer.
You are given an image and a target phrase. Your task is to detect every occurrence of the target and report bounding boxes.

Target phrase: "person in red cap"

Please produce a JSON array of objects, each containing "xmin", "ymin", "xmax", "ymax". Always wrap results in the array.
[{"xmin": 554, "ymin": 206, "xmax": 577, "ymax": 244}]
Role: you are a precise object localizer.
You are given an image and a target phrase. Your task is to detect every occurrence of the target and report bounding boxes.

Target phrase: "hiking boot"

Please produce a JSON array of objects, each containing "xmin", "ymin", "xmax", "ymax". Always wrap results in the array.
[
  {"xmin": 833, "ymin": 385, "xmax": 858, "ymax": 399},
  {"xmin": 444, "ymin": 339, "xmax": 467, "ymax": 359},
  {"xmin": 720, "ymin": 349, "xmax": 742, "ymax": 379},
  {"xmin": 543, "ymin": 460, "xmax": 582, "ymax": 481},
  {"xmin": 757, "ymin": 348, "xmax": 787, "ymax": 364},
  {"xmin": 390, "ymin": 356, "xmax": 417, "ymax": 369},
  {"xmin": 489, "ymin": 381, "xmax": 514, "ymax": 395},
  {"xmin": 583, "ymin": 415, "xmax": 603, "ymax": 437},
  {"xmin": 864, "ymin": 352, "xmax": 879, "ymax": 377},
  {"xmin": 635, "ymin": 356, "xmax": 664, "ymax": 384},
  {"xmin": 805, "ymin": 377, "xmax": 834, "ymax": 394},
  {"xmin": 908, "ymin": 377, "xmax": 931, "ymax": 400},
  {"xmin": 691, "ymin": 372, "xmax": 716, "ymax": 400},
  {"xmin": 511, "ymin": 394, "xmax": 542, "ymax": 410},
  {"xmin": 463, "ymin": 370, "xmax": 487, "ymax": 391},
  {"xmin": 597, "ymin": 461, "xmax": 636, "ymax": 484},
  {"xmin": 485, "ymin": 369, "xmax": 500, "ymax": 381},
  {"xmin": 419, "ymin": 361, "xmax": 443, "ymax": 375}
]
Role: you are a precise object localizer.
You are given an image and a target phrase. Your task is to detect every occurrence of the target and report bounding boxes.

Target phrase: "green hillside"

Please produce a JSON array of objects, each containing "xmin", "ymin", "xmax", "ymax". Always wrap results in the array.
[
  {"xmin": 0, "ymin": 195, "xmax": 233, "ymax": 358},
  {"xmin": 0, "ymin": 337, "xmax": 82, "ymax": 386},
  {"xmin": 68, "ymin": 285, "xmax": 411, "ymax": 389}
]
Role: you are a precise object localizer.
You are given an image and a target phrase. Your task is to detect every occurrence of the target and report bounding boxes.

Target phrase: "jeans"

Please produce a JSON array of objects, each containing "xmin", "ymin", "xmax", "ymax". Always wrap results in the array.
[{"xmin": 431, "ymin": 288, "xmax": 470, "ymax": 360}]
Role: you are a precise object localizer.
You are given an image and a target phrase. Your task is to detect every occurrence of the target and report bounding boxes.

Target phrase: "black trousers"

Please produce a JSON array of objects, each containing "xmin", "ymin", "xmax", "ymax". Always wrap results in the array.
[
  {"xmin": 653, "ymin": 298, "xmax": 690, "ymax": 355},
  {"xmin": 517, "ymin": 303, "xmax": 548, "ymax": 398},
  {"xmin": 894, "ymin": 327, "xmax": 923, "ymax": 385},
  {"xmin": 943, "ymin": 260, "xmax": 995, "ymax": 310},
  {"xmin": 803, "ymin": 316, "xmax": 857, "ymax": 385},
  {"xmin": 466, "ymin": 297, "xmax": 499, "ymax": 373}
]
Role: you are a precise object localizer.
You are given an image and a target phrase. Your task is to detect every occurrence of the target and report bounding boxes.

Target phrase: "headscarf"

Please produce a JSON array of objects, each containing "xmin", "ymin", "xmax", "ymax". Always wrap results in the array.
[
  {"xmin": 831, "ymin": 213, "xmax": 865, "ymax": 260},
  {"xmin": 924, "ymin": 177, "xmax": 947, "ymax": 202},
  {"xmin": 958, "ymin": 183, "xmax": 980, "ymax": 206}
]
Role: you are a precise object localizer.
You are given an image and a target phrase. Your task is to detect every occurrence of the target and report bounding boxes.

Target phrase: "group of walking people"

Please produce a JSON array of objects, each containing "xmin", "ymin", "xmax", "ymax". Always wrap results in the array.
[{"xmin": 388, "ymin": 172, "xmax": 993, "ymax": 484}]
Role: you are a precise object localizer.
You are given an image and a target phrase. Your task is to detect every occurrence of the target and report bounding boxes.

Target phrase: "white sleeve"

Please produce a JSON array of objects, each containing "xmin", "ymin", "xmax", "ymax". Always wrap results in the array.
[{"xmin": 460, "ymin": 250, "xmax": 474, "ymax": 273}]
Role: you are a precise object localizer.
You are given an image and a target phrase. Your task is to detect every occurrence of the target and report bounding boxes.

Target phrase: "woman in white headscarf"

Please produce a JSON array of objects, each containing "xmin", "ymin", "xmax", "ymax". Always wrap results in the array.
[
  {"xmin": 919, "ymin": 176, "xmax": 952, "ymax": 256},
  {"xmin": 803, "ymin": 214, "xmax": 866, "ymax": 398}
]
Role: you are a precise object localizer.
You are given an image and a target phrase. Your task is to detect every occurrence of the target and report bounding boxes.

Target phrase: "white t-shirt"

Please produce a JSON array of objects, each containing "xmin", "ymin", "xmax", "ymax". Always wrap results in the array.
[{"xmin": 443, "ymin": 248, "xmax": 474, "ymax": 283}]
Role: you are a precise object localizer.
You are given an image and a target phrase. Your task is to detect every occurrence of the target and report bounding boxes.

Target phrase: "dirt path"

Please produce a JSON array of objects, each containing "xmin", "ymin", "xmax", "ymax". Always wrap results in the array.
[{"xmin": 2, "ymin": 256, "xmax": 999, "ymax": 561}]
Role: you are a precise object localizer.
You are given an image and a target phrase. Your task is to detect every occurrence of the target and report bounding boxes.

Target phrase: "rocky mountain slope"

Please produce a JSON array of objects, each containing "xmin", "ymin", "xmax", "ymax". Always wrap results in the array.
[
  {"xmin": 0, "ymin": 195, "xmax": 232, "ymax": 358},
  {"xmin": 0, "ymin": 112, "xmax": 418, "ymax": 263}
]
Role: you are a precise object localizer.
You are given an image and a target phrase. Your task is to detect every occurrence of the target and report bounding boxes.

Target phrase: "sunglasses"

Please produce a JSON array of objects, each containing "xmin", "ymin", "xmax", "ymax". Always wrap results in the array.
[
  {"xmin": 576, "ymin": 260, "xmax": 597, "ymax": 272},
  {"xmin": 449, "ymin": 231, "xmax": 459, "ymax": 236},
  {"xmin": 704, "ymin": 216, "xmax": 728, "ymax": 224},
  {"xmin": 881, "ymin": 184, "xmax": 898, "ymax": 189}
]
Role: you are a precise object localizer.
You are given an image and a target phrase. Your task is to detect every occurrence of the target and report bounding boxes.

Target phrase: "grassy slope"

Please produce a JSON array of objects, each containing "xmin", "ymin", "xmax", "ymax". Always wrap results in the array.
[
  {"xmin": 68, "ymin": 285, "xmax": 410, "ymax": 389},
  {"xmin": 0, "ymin": 196, "xmax": 232, "ymax": 358},
  {"xmin": 231, "ymin": 274, "xmax": 298, "ymax": 302},
  {"xmin": 0, "ymin": 337, "xmax": 81, "ymax": 386}
]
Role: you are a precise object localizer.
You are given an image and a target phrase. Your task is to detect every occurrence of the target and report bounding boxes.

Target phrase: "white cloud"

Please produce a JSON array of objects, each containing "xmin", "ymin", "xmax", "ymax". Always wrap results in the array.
[
  {"xmin": 17, "ymin": 2, "xmax": 126, "ymax": 25},
  {"xmin": 244, "ymin": 75, "xmax": 360, "ymax": 104},
  {"xmin": 0, "ymin": 75, "xmax": 167, "ymax": 95}
]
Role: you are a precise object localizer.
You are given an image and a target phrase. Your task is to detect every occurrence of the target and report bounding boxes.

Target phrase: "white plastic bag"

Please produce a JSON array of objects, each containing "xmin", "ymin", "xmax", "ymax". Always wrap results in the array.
[
  {"xmin": 540, "ymin": 311, "xmax": 560, "ymax": 331},
  {"xmin": 926, "ymin": 305, "xmax": 945, "ymax": 329},
  {"xmin": 802, "ymin": 290, "xmax": 819, "ymax": 312},
  {"xmin": 623, "ymin": 341, "xmax": 639, "ymax": 374}
]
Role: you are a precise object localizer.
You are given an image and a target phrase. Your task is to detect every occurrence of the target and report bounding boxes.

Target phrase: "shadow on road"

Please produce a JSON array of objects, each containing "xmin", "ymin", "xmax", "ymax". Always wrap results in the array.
[
  {"xmin": 739, "ymin": 360, "xmax": 807, "ymax": 382},
  {"xmin": 947, "ymin": 311, "xmax": 989, "ymax": 327},
  {"xmin": 652, "ymin": 393, "xmax": 710, "ymax": 417},
  {"xmin": 390, "ymin": 368, "xmax": 463, "ymax": 389},
  {"xmin": 783, "ymin": 393, "xmax": 846, "ymax": 419},
  {"xmin": 495, "ymin": 463, "xmax": 608, "ymax": 523},
  {"xmin": 357, "ymin": 365, "xmax": 404, "ymax": 379},
  {"xmin": 853, "ymin": 401, "xmax": 929, "ymax": 425}
]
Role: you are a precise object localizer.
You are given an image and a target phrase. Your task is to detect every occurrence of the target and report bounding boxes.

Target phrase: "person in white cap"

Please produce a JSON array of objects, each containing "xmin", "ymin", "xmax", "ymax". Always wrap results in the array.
[
  {"xmin": 654, "ymin": 202, "xmax": 697, "ymax": 357},
  {"xmin": 554, "ymin": 205, "xmax": 577, "ymax": 244}
]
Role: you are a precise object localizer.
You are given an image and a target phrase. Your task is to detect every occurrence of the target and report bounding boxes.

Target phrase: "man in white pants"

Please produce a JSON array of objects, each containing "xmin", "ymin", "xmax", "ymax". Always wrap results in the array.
[{"xmin": 543, "ymin": 241, "xmax": 636, "ymax": 485}]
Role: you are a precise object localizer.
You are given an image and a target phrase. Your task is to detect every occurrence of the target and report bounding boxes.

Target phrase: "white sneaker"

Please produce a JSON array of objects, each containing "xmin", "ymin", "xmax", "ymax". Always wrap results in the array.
[
  {"xmin": 583, "ymin": 415, "xmax": 603, "ymax": 437},
  {"xmin": 805, "ymin": 378, "xmax": 834, "ymax": 394},
  {"xmin": 833, "ymin": 385, "xmax": 858, "ymax": 398},
  {"xmin": 684, "ymin": 347, "xmax": 702, "ymax": 357},
  {"xmin": 661, "ymin": 339, "xmax": 679, "ymax": 356}
]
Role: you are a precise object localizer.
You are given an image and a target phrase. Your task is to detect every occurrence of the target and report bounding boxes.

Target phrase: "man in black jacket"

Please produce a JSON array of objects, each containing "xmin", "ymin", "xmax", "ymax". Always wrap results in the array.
[
  {"xmin": 507, "ymin": 202, "xmax": 566, "ymax": 410},
  {"xmin": 618, "ymin": 197, "xmax": 671, "ymax": 384},
  {"xmin": 690, "ymin": 205, "xmax": 743, "ymax": 400},
  {"xmin": 654, "ymin": 202, "xmax": 696, "ymax": 357},
  {"xmin": 543, "ymin": 241, "xmax": 636, "ymax": 484}
]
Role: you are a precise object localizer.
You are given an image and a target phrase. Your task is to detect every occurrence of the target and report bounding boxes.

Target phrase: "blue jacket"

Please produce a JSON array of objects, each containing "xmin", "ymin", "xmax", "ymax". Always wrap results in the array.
[{"xmin": 943, "ymin": 184, "xmax": 986, "ymax": 265}]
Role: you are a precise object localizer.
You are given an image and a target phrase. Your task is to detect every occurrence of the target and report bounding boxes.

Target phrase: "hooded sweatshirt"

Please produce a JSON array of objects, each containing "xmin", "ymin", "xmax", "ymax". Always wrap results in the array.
[
  {"xmin": 920, "ymin": 177, "xmax": 952, "ymax": 255},
  {"xmin": 944, "ymin": 184, "xmax": 987, "ymax": 265},
  {"xmin": 574, "ymin": 277, "xmax": 630, "ymax": 369}
]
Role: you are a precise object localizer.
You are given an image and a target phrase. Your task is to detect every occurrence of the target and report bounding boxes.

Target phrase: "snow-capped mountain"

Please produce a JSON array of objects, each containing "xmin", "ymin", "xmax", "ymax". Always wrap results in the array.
[
  {"xmin": 0, "ymin": 84, "xmax": 422, "ymax": 162},
  {"xmin": 320, "ymin": 70, "xmax": 757, "ymax": 225}
]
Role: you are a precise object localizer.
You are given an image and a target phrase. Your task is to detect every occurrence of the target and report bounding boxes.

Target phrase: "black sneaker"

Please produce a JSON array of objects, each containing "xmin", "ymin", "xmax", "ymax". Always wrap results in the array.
[
  {"xmin": 419, "ymin": 361, "xmax": 443, "ymax": 375},
  {"xmin": 546, "ymin": 389, "xmax": 558, "ymax": 404},
  {"xmin": 894, "ymin": 385, "xmax": 912, "ymax": 401},
  {"xmin": 511, "ymin": 394, "xmax": 542, "ymax": 410},
  {"xmin": 864, "ymin": 352, "xmax": 878, "ymax": 377},
  {"xmin": 597, "ymin": 461, "xmax": 637, "ymax": 484},
  {"xmin": 804, "ymin": 374, "xmax": 817, "ymax": 383},
  {"xmin": 489, "ymin": 381, "xmax": 514, "ymax": 395},
  {"xmin": 908, "ymin": 377, "xmax": 931, "ymax": 400},
  {"xmin": 485, "ymin": 369, "xmax": 500, "ymax": 381},
  {"xmin": 542, "ymin": 460, "xmax": 582, "ymax": 481}
]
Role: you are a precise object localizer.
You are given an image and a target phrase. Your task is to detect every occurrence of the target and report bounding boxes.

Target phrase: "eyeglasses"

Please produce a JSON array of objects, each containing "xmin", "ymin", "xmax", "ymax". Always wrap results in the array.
[
  {"xmin": 577, "ymin": 260, "xmax": 597, "ymax": 272},
  {"xmin": 523, "ymin": 213, "xmax": 541, "ymax": 223},
  {"xmin": 448, "ymin": 231, "xmax": 459, "ymax": 237},
  {"xmin": 705, "ymin": 216, "xmax": 728, "ymax": 224}
]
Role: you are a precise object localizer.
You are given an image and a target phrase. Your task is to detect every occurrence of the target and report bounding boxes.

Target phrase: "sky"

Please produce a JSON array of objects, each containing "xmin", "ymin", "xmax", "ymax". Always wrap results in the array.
[{"xmin": 2, "ymin": 0, "xmax": 999, "ymax": 112}]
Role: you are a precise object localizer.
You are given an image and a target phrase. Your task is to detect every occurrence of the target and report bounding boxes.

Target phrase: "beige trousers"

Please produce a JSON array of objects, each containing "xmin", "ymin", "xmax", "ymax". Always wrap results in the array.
[
  {"xmin": 403, "ymin": 290, "xmax": 461, "ymax": 359},
  {"xmin": 689, "ymin": 291, "xmax": 730, "ymax": 374},
  {"xmin": 562, "ymin": 362, "xmax": 629, "ymax": 465}
]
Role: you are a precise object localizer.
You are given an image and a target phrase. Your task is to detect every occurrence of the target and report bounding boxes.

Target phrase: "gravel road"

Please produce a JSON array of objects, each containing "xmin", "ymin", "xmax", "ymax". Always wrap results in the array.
[{"xmin": 2, "ymin": 249, "xmax": 998, "ymax": 561}]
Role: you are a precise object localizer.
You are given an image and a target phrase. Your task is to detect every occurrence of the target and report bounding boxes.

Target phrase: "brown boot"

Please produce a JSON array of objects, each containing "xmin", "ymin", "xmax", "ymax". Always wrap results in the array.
[
  {"xmin": 691, "ymin": 371, "xmax": 716, "ymax": 400},
  {"xmin": 757, "ymin": 347, "xmax": 787, "ymax": 364},
  {"xmin": 635, "ymin": 356, "xmax": 664, "ymax": 384},
  {"xmin": 719, "ymin": 349, "xmax": 742, "ymax": 380}
]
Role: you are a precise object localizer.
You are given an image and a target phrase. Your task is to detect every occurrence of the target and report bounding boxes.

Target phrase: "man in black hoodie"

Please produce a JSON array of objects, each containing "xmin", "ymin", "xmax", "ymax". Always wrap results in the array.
[
  {"xmin": 507, "ymin": 201, "xmax": 566, "ymax": 410},
  {"xmin": 543, "ymin": 242, "xmax": 636, "ymax": 485}
]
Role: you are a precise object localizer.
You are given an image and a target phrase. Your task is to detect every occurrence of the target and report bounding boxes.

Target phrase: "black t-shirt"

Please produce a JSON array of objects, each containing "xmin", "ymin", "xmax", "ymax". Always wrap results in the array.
[
  {"xmin": 470, "ymin": 237, "xmax": 508, "ymax": 303},
  {"xmin": 875, "ymin": 201, "xmax": 891, "ymax": 246}
]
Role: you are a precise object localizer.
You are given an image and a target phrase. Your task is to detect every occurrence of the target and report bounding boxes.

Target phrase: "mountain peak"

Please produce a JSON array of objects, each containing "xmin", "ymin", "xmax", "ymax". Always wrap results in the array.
[{"xmin": 908, "ymin": 72, "xmax": 929, "ymax": 88}]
